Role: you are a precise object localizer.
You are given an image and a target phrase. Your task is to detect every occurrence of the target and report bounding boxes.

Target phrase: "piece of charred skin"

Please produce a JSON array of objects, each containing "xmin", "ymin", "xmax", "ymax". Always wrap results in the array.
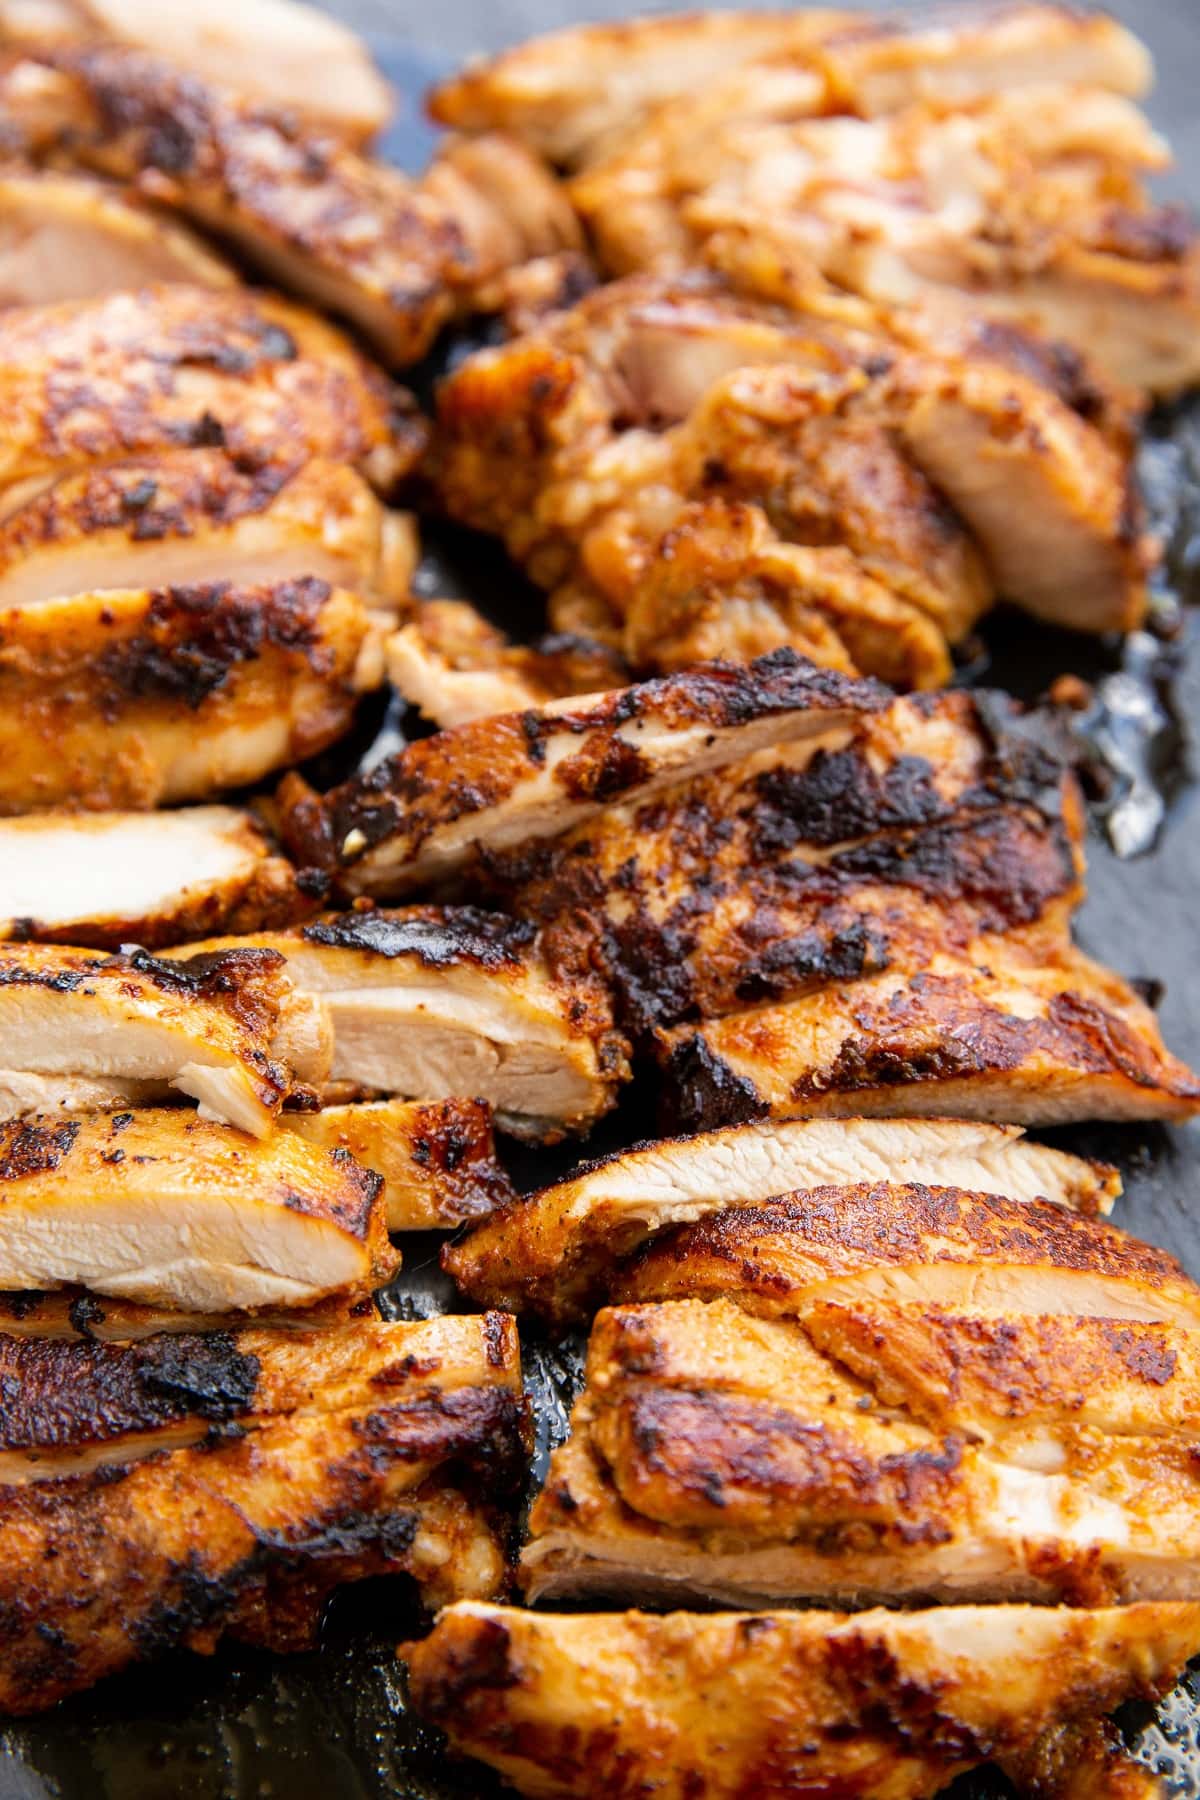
[
  {"xmin": 0, "ymin": 1311, "xmax": 530, "ymax": 1715},
  {"xmin": 0, "ymin": 576, "xmax": 386, "ymax": 812},
  {"xmin": 0, "ymin": 940, "xmax": 330, "ymax": 1137},
  {"xmin": 523, "ymin": 1183, "xmax": 1200, "ymax": 1611},
  {"xmin": 0, "ymin": 1107, "xmax": 396, "ymax": 1311},
  {"xmin": 280, "ymin": 650, "xmax": 889, "ymax": 900},
  {"xmin": 403, "ymin": 1598, "xmax": 1200, "ymax": 1800}
]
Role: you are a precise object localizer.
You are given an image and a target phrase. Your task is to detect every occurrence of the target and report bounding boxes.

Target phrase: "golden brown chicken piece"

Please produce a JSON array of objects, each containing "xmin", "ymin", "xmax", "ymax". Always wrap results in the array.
[
  {"xmin": 0, "ymin": 0, "xmax": 395, "ymax": 143},
  {"xmin": 405, "ymin": 1599, "xmax": 1200, "ymax": 1800},
  {"xmin": 0, "ymin": 577, "xmax": 385, "ymax": 813},
  {"xmin": 280, "ymin": 1097, "xmax": 514, "ymax": 1231},
  {"xmin": 444, "ymin": 1116, "xmax": 1119, "ymax": 1323},
  {"xmin": 0, "ymin": 1107, "xmax": 394, "ymax": 1310},
  {"xmin": 0, "ymin": 450, "xmax": 416, "ymax": 614},
  {"xmin": 0, "ymin": 805, "xmax": 305, "ymax": 948},
  {"xmin": 284, "ymin": 650, "xmax": 888, "ymax": 900},
  {"xmin": 0, "ymin": 940, "xmax": 328, "ymax": 1136},
  {"xmin": 0, "ymin": 283, "xmax": 423, "ymax": 499},
  {"xmin": 525, "ymin": 1183, "xmax": 1200, "ymax": 1607},
  {"xmin": 0, "ymin": 1310, "xmax": 528, "ymax": 1713},
  {"xmin": 429, "ymin": 4, "xmax": 1151, "ymax": 167},
  {"xmin": 0, "ymin": 166, "xmax": 235, "ymax": 305},
  {"xmin": 432, "ymin": 272, "xmax": 1146, "ymax": 685},
  {"xmin": 182, "ymin": 907, "xmax": 627, "ymax": 1143}
]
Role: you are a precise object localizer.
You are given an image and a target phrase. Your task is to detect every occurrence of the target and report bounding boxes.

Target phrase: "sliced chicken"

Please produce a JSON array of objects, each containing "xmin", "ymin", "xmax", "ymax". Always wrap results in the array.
[
  {"xmin": 0, "ymin": 0, "xmax": 395, "ymax": 142},
  {"xmin": 444, "ymin": 1117, "xmax": 1119, "ymax": 1323},
  {"xmin": 0, "ymin": 1107, "xmax": 394, "ymax": 1310},
  {"xmin": 658, "ymin": 931, "xmax": 1200, "ymax": 1131},
  {"xmin": 0, "ymin": 577, "xmax": 386, "ymax": 812},
  {"xmin": 406, "ymin": 1600, "xmax": 1199, "ymax": 1800},
  {"xmin": 0, "ymin": 1310, "xmax": 528, "ymax": 1713},
  {"xmin": 0, "ymin": 805, "xmax": 303, "ymax": 948},
  {"xmin": 0, "ymin": 941, "xmax": 329, "ymax": 1136},
  {"xmin": 0, "ymin": 450, "xmax": 416, "ymax": 614},
  {"xmin": 429, "ymin": 6, "xmax": 1151, "ymax": 167},
  {"xmin": 0, "ymin": 1285, "xmax": 368, "ymax": 1340},
  {"xmin": 0, "ymin": 284, "xmax": 423, "ymax": 500},
  {"xmin": 185, "ymin": 908, "xmax": 627, "ymax": 1142},
  {"xmin": 0, "ymin": 167, "xmax": 234, "ymax": 306},
  {"xmin": 525, "ymin": 1183, "xmax": 1200, "ymax": 1606},
  {"xmin": 284, "ymin": 650, "xmax": 888, "ymax": 900},
  {"xmin": 281, "ymin": 1097, "xmax": 515, "ymax": 1231}
]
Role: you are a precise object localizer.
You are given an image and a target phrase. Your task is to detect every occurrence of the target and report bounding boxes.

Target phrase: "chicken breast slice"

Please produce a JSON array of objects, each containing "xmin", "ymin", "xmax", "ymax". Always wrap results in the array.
[
  {"xmin": 444, "ymin": 1117, "xmax": 1119, "ymax": 1322},
  {"xmin": 0, "ymin": 941, "xmax": 329, "ymax": 1136},
  {"xmin": 184, "ymin": 908, "xmax": 627, "ymax": 1143},
  {"xmin": 0, "ymin": 451, "xmax": 416, "ymax": 615},
  {"xmin": 0, "ymin": 578, "xmax": 385, "ymax": 811},
  {"xmin": 0, "ymin": 1108, "xmax": 394, "ymax": 1311},
  {"xmin": 280, "ymin": 1097, "xmax": 515, "ymax": 1231},
  {"xmin": 0, "ymin": 1311, "xmax": 528, "ymax": 1714},
  {"xmin": 0, "ymin": 805, "xmax": 302, "ymax": 949},
  {"xmin": 405, "ymin": 1599, "xmax": 1199, "ymax": 1800}
]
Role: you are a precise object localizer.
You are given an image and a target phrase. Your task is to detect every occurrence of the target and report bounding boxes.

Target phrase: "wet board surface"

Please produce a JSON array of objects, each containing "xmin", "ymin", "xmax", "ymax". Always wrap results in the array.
[{"xmin": 3, "ymin": 23, "xmax": 1200, "ymax": 1800}]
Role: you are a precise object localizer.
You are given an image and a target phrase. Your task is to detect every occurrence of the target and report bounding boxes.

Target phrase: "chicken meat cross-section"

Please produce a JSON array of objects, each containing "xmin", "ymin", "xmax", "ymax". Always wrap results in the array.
[
  {"xmin": 444, "ymin": 1116, "xmax": 1119, "ymax": 1324},
  {"xmin": 0, "ymin": 1311, "xmax": 528, "ymax": 1714},
  {"xmin": 525, "ymin": 1182, "xmax": 1200, "ymax": 1608},
  {"xmin": 431, "ymin": 272, "xmax": 1147, "ymax": 689},
  {"xmin": 0, "ymin": 1108, "xmax": 395, "ymax": 1311},
  {"xmin": 0, "ymin": 577, "xmax": 386, "ymax": 812},
  {"xmin": 0, "ymin": 941, "xmax": 329, "ymax": 1136},
  {"xmin": 182, "ymin": 908, "xmax": 628, "ymax": 1143},
  {"xmin": 406, "ymin": 1600, "xmax": 1200, "ymax": 1800}
]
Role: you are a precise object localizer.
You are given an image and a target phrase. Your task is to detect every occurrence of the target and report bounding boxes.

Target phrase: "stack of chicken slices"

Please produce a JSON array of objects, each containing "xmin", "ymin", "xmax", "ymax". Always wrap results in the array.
[{"xmin": 1, "ymin": 3, "xmax": 1200, "ymax": 1795}]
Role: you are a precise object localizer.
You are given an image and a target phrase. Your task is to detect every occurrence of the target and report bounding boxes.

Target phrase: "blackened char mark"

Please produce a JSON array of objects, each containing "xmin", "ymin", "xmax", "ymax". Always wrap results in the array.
[
  {"xmin": 659, "ymin": 1034, "xmax": 770, "ymax": 1134},
  {"xmin": 303, "ymin": 908, "xmax": 536, "ymax": 969}
]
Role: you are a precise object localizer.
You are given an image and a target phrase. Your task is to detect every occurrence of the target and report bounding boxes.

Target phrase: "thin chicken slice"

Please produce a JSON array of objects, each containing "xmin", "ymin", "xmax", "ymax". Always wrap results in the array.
[
  {"xmin": 0, "ymin": 1108, "xmax": 394, "ymax": 1311},
  {"xmin": 185, "ymin": 908, "xmax": 627, "ymax": 1143},
  {"xmin": 0, "ymin": 805, "xmax": 303, "ymax": 949},
  {"xmin": 0, "ymin": 451, "xmax": 416, "ymax": 614},
  {"xmin": 0, "ymin": 941, "xmax": 329, "ymax": 1136},
  {"xmin": 283, "ymin": 650, "xmax": 887, "ymax": 900},
  {"xmin": 443, "ymin": 1117, "xmax": 1119, "ymax": 1323},
  {"xmin": 0, "ymin": 577, "xmax": 385, "ymax": 812},
  {"xmin": 0, "ymin": 1311, "xmax": 528, "ymax": 1714},
  {"xmin": 0, "ymin": 284, "xmax": 423, "ymax": 499},
  {"xmin": 405, "ymin": 1600, "xmax": 1199, "ymax": 1800},
  {"xmin": 0, "ymin": 166, "xmax": 234, "ymax": 306},
  {"xmin": 280, "ymin": 1097, "xmax": 515, "ymax": 1230}
]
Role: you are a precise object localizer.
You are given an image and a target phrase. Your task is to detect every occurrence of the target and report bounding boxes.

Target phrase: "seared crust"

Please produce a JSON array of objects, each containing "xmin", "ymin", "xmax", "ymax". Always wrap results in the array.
[
  {"xmin": 287, "ymin": 650, "xmax": 887, "ymax": 898},
  {"xmin": 0, "ymin": 577, "xmax": 383, "ymax": 811},
  {"xmin": 0, "ymin": 1312, "xmax": 529, "ymax": 1714},
  {"xmin": 405, "ymin": 1598, "xmax": 1200, "ymax": 1800},
  {"xmin": 0, "ymin": 283, "xmax": 423, "ymax": 497}
]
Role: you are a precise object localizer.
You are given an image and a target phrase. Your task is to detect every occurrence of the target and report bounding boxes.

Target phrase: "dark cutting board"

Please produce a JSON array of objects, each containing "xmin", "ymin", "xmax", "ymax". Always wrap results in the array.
[{"xmin": 3, "ymin": 23, "xmax": 1200, "ymax": 1799}]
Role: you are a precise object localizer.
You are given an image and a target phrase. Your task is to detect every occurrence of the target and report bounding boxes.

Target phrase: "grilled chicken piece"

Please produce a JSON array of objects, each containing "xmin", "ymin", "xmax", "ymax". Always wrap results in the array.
[
  {"xmin": 0, "ymin": 167, "xmax": 234, "ymax": 305},
  {"xmin": 429, "ymin": 5, "xmax": 1151, "ymax": 167},
  {"xmin": 659, "ymin": 931, "xmax": 1200, "ymax": 1131},
  {"xmin": 0, "ymin": 450, "xmax": 416, "ymax": 614},
  {"xmin": 0, "ymin": 1310, "xmax": 527, "ymax": 1713},
  {"xmin": 387, "ymin": 600, "xmax": 627, "ymax": 729},
  {"xmin": 0, "ymin": 1285, "xmax": 370, "ymax": 1340},
  {"xmin": 0, "ymin": 1108, "xmax": 394, "ymax": 1310},
  {"xmin": 526, "ymin": 1183, "xmax": 1200, "ymax": 1607},
  {"xmin": 433, "ymin": 272, "xmax": 1145, "ymax": 680},
  {"xmin": 286, "ymin": 651, "xmax": 887, "ymax": 900},
  {"xmin": 0, "ymin": 284, "xmax": 422, "ymax": 499},
  {"xmin": 0, "ymin": 577, "xmax": 385, "ymax": 812},
  {"xmin": 0, "ymin": 941, "xmax": 328, "ymax": 1136},
  {"xmin": 281, "ymin": 1097, "xmax": 514, "ymax": 1231},
  {"xmin": 185, "ymin": 908, "xmax": 626, "ymax": 1143},
  {"xmin": 0, "ymin": 0, "xmax": 394, "ymax": 142},
  {"xmin": 406, "ymin": 1600, "xmax": 1199, "ymax": 1800},
  {"xmin": 444, "ymin": 1117, "xmax": 1119, "ymax": 1323},
  {"xmin": 0, "ymin": 805, "xmax": 303, "ymax": 949}
]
